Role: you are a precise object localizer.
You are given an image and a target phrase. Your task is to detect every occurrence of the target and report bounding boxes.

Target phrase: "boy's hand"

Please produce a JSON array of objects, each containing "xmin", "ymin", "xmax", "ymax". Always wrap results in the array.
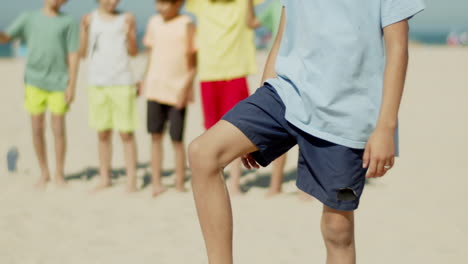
[
  {"xmin": 65, "ymin": 86, "xmax": 75, "ymax": 105},
  {"xmin": 175, "ymin": 92, "xmax": 188, "ymax": 110},
  {"xmin": 136, "ymin": 82, "xmax": 143, "ymax": 97},
  {"xmin": 241, "ymin": 153, "xmax": 260, "ymax": 170},
  {"xmin": 363, "ymin": 127, "xmax": 395, "ymax": 178}
]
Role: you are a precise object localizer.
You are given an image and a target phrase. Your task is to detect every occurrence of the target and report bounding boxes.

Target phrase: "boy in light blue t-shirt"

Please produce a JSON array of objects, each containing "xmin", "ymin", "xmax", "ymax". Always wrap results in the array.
[{"xmin": 189, "ymin": 0, "xmax": 425, "ymax": 262}]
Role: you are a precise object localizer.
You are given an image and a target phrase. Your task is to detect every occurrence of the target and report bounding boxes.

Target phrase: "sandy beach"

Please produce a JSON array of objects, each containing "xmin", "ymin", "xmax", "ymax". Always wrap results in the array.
[{"xmin": 0, "ymin": 46, "xmax": 467, "ymax": 263}]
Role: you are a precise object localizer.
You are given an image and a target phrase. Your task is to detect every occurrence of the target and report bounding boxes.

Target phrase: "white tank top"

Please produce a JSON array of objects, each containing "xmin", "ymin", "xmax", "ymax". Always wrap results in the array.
[{"xmin": 87, "ymin": 11, "xmax": 134, "ymax": 86}]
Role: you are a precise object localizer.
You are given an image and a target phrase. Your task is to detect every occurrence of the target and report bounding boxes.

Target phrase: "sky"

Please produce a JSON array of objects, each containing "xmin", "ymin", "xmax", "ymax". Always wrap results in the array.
[{"xmin": 0, "ymin": 0, "xmax": 467, "ymax": 33}]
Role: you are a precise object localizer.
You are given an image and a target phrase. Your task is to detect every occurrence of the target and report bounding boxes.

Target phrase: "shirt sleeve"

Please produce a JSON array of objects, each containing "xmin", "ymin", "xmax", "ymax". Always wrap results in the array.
[
  {"xmin": 143, "ymin": 18, "xmax": 155, "ymax": 48},
  {"xmin": 381, "ymin": 0, "xmax": 425, "ymax": 28},
  {"xmin": 6, "ymin": 12, "xmax": 29, "ymax": 40},
  {"xmin": 66, "ymin": 19, "xmax": 80, "ymax": 53}
]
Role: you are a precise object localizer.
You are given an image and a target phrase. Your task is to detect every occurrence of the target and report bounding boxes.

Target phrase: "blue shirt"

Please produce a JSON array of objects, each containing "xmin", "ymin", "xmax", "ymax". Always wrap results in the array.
[{"xmin": 267, "ymin": 0, "xmax": 425, "ymax": 149}]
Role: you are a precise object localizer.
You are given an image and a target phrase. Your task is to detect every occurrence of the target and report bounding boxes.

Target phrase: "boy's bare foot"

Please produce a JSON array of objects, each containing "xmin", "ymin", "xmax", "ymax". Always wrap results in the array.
[
  {"xmin": 91, "ymin": 181, "xmax": 112, "ymax": 193},
  {"xmin": 152, "ymin": 186, "xmax": 168, "ymax": 197},
  {"xmin": 126, "ymin": 185, "xmax": 138, "ymax": 193},
  {"xmin": 227, "ymin": 183, "xmax": 243, "ymax": 196},
  {"xmin": 34, "ymin": 177, "xmax": 50, "ymax": 190},
  {"xmin": 266, "ymin": 189, "xmax": 282, "ymax": 197},
  {"xmin": 55, "ymin": 175, "xmax": 67, "ymax": 188},
  {"xmin": 175, "ymin": 186, "xmax": 189, "ymax": 193}
]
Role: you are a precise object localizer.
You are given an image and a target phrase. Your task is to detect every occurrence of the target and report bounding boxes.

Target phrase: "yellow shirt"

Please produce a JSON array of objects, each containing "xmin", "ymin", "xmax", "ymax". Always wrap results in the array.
[{"xmin": 186, "ymin": 0, "xmax": 261, "ymax": 81}]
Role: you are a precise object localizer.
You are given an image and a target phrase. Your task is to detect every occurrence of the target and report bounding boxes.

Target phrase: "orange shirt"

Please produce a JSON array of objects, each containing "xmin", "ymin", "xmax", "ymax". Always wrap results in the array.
[{"xmin": 143, "ymin": 15, "xmax": 193, "ymax": 105}]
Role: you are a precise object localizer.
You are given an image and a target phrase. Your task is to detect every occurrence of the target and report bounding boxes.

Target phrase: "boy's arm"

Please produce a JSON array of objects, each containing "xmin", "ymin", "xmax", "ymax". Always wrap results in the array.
[
  {"xmin": 65, "ymin": 52, "xmax": 79, "ymax": 104},
  {"xmin": 261, "ymin": 7, "xmax": 285, "ymax": 83},
  {"xmin": 363, "ymin": 20, "xmax": 409, "ymax": 178},
  {"xmin": 65, "ymin": 20, "xmax": 80, "ymax": 105},
  {"xmin": 138, "ymin": 19, "xmax": 157, "ymax": 96},
  {"xmin": 137, "ymin": 48, "xmax": 152, "ymax": 96},
  {"xmin": 125, "ymin": 13, "xmax": 138, "ymax": 57},
  {"xmin": 242, "ymin": 8, "xmax": 286, "ymax": 170},
  {"xmin": 79, "ymin": 14, "xmax": 91, "ymax": 58},
  {"xmin": 247, "ymin": 0, "xmax": 261, "ymax": 29},
  {"xmin": 175, "ymin": 22, "xmax": 197, "ymax": 109},
  {"xmin": 1, "ymin": 13, "xmax": 29, "ymax": 44}
]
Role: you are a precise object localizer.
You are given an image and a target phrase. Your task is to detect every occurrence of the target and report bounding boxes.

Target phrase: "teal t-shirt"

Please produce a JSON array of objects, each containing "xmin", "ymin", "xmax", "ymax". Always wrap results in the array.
[
  {"xmin": 267, "ymin": 0, "xmax": 425, "ymax": 149},
  {"xmin": 6, "ymin": 10, "xmax": 79, "ymax": 91}
]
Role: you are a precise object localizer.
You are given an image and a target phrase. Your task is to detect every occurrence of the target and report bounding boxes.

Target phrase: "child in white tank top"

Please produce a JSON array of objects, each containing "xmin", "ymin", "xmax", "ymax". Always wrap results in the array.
[{"xmin": 79, "ymin": 0, "xmax": 140, "ymax": 193}]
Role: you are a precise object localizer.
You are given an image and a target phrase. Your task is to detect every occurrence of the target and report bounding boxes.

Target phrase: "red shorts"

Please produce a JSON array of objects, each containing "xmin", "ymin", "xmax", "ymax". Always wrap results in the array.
[{"xmin": 201, "ymin": 77, "xmax": 250, "ymax": 129}]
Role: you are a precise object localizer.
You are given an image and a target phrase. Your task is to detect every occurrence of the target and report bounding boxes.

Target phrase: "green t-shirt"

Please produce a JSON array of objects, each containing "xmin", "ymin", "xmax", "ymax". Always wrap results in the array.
[
  {"xmin": 258, "ymin": 0, "xmax": 282, "ymax": 47},
  {"xmin": 6, "ymin": 10, "xmax": 79, "ymax": 91}
]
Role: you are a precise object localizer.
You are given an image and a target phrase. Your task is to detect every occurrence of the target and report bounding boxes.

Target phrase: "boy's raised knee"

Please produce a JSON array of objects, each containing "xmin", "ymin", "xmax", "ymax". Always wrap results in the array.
[
  {"xmin": 188, "ymin": 139, "xmax": 204, "ymax": 166},
  {"xmin": 188, "ymin": 137, "xmax": 222, "ymax": 173}
]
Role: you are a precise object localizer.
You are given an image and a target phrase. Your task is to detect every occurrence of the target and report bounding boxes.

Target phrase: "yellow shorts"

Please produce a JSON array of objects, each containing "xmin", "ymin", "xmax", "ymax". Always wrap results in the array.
[
  {"xmin": 88, "ymin": 85, "xmax": 138, "ymax": 132},
  {"xmin": 24, "ymin": 85, "xmax": 68, "ymax": 115}
]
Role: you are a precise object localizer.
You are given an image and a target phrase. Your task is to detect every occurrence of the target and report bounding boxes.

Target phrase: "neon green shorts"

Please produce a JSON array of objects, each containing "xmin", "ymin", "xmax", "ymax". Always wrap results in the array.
[
  {"xmin": 88, "ymin": 85, "xmax": 138, "ymax": 132},
  {"xmin": 24, "ymin": 84, "xmax": 68, "ymax": 115}
]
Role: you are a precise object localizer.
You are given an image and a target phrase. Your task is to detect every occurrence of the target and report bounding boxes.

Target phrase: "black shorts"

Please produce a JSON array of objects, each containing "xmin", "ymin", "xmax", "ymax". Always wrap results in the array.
[{"xmin": 147, "ymin": 101, "xmax": 186, "ymax": 142}]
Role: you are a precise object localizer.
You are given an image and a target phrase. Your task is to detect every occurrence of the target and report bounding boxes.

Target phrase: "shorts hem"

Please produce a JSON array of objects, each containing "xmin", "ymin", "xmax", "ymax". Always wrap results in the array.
[
  {"xmin": 25, "ymin": 107, "xmax": 46, "ymax": 115},
  {"xmin": 296, "ymin": 182, "xmax": 360, "ymax": 212},
  {"xmin": 92, "ymin": 126, "xmax": 136, "ymax": 133},
  {"xmin": 221, "ymin": 118, "xmax": 272, "ymax": 167}
]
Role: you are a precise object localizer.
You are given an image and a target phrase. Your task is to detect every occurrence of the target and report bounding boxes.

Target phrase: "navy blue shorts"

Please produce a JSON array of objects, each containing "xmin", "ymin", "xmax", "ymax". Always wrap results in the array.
[{"xmin": 222, "ymin": 84, "xmax": 367, "ymax": 211}]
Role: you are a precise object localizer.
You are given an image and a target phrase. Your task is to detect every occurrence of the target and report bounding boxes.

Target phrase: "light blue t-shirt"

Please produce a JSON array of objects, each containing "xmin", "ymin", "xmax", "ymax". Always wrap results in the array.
[{"xmin": 267, "ymin": 0, "xmax": 425, "ymax": 149}]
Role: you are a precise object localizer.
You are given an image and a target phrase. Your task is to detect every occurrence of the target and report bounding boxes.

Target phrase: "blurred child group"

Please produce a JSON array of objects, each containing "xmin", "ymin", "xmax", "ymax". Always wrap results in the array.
[{"xmin": 0, "ymin": 0, "xmax": 284, "ymax": 196}]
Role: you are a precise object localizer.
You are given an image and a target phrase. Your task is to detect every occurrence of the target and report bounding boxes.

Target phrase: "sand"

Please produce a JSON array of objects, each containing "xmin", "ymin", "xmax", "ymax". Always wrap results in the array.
[{"xmin": 0, "ymin": 46, "xmax": 467, "ymax": 263}]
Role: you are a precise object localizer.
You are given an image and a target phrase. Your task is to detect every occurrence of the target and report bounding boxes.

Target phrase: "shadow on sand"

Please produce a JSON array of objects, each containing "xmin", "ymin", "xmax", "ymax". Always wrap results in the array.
[{"xmin": 65, "ymin": 165, "xmax": 371, "ymax": 192}]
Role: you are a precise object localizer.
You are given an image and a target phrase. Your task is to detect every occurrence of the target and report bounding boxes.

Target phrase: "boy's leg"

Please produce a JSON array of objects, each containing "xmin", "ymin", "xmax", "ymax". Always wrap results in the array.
[
  {"xmin": 321, "ymin": 206, "xmax": 356, "ymax": 264},
  {"xmin": 151, "ymin": 133, "xmax": 167, "ymax": 196},
  {"xmin": 227, "ymin": 158, "xmax": 242, "ymax": 195},
  {"xmin": 31, "ymin": 114, "xmax": 50, "ymax": 189},
  {"xmin": 119, "ymin": 132, "xmax": 138, "ymax": 192},
  {"xmin": 148, "ymin": 101, "xmax": 169, "ymax": 196},
  {"xmin": 51, "ymin": 114, "xmax": 67, "ymax": 187},
  {"xmin": 172, "ymin": 140, "xmax": 187, "ymax": 192},
  {"xmin": 94, "ymin": 130, "xmax": 112, "ymax": 190},
  {"xmin": 189, "ymin": 120, "xmax": 258, "ymax": 264},
  {"xmin": 267, "ymin": 154, "xmax": 287, "ymax": 197},
  {"xmin": 168, "ymin": 106, "xmax": 187, "ymax": 192}
]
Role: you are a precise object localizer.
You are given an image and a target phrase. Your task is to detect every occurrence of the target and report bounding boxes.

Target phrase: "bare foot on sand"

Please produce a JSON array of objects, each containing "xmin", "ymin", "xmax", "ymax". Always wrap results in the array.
[
  {"xmin": 227, "ymin": 182, "xmax": 243, "ymax": 196},
  {"xmin": 152, "ymin": 185, "xmax": 168, "ymax": 197},
  {"xmin": 126, "ymin": 185, "xmax": 138, "ymax": 193},
  {"xmin": 91, "ymin": 181, "xmax": 112, "ymax": 193},
  {"xmin": 55, "ymin": 175, "xmax": 67, "ymax": 188},
  {"xmin": 266, "ymin": 189, "xmax": 282, "ymax": 198},
  {"xmin": 175, "ymin": 186, "xmax": 189, "ymax": 193},
  {"xmin": 34, "ymin": 177, "xmax": 50, "ymax": 190}
]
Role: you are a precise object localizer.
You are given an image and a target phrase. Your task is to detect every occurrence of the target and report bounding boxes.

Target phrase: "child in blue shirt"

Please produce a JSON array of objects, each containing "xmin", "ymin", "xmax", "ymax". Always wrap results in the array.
[{"xmin": 189, "ymin": 0, "xmax": 425, "ymax": 263}]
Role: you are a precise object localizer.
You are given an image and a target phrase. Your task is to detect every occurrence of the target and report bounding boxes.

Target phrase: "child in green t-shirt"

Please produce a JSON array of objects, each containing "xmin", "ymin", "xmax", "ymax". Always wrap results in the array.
[{"xmin": 0, "ymin": 0, "xmax": 79, "ymax": 189}]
